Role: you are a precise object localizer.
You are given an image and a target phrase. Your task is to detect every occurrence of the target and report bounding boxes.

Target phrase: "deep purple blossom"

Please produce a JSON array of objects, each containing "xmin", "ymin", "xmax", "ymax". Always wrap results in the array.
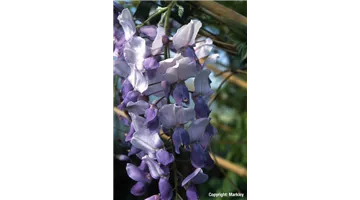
[
  {"xmin": 172, "ymin": 82, "xmax": 190, "ymax": 105},
  {"xmin": 126, "ymin": 163, "xmax": 150, "ymax": 183},
  {"xmin": 186, "ymin": 185, "xmax": 199, "ymax": 200},
  {"xmin": 159, "ymin": 178, "xmax": 173, "ymax": 200},
  {"xmin": 130, "ymin": 181, "xmax": 147, "ymax": 196},
  {"xmin": 139, "ymin": 25, "xmax": 157, "ymax": 40},
  {"xmin": 181, "ymin": 168, "xmax": 208, "ymax": 187}
]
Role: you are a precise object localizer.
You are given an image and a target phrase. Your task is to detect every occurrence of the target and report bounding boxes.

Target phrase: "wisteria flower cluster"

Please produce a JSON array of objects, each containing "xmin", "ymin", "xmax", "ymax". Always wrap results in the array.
[{"xmin": 114, "ymin": 2, "xmax": 218, "ymax": 199}]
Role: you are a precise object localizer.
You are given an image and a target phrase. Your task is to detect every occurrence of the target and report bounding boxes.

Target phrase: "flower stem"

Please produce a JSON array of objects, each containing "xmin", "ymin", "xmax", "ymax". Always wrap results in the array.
[
  {"xmin": 136, "ymin": 7, "xmax": 168, "ymax": 29},
  {"xmin": 164, "ymin": 1, "xmax": 176, "ymax": 59},
  {"xmin": 170, "ymin": 137, "xmax": 179, "ymax": 199},
  {"xmin": 113, "ymin": 75, "xmax": 119, "ymax": 106},
  {"xmin": 154, "ymin": 96, "xmax": 165, "ymax": 105}
]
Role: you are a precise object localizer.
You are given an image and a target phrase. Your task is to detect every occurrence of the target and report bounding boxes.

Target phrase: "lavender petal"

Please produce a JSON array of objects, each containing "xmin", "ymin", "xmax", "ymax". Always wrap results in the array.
[
  {"xmin": 190, "ymin": 143, "xmax": 205, "ymax": 168},
  {"xmin": 143, "ymin": 155, "xmax": 165, "ymax": 179},
  {"xmin": 186, "ymin": 185, "xmax": 199, "ymax": 200},
  {"xmin": 140, "ymin": 25, "xmax": 157, "ymax": 40},
  {"xmin": 156, "ymin": 149, "xmax": 175, "ymax": 166},
  {"xmin": 175, "ymin": 106, "xmax": 195, "ymax": 125},
  {"xmin": 188, "ymin": 118, "xmax": 210, "ymax": 143},
  {"xmin": 144, "ymin": 57, "xmax": 160, "ymax": 70},
  {"xmin": 181, "ymin": 168, "xmax": 208, "ymax": 187},
  {"xmin": 130, "ymin": 181, "xmax": 147, "ymax": 196},
  {"xmin": 131, "ymin": 128, "xmax": 163, "ymax": 153},
  {"xmin": 172, "ymin": 82, "xmax": 190, "ymax": 105},
  {"xmin": 118, "ymin": 8, "xmax": 136, "ymax": 41},
  {"xmin": 126, "ymin": 163, "xmax": 150, "ymax": 183},
  {"xmin": 159, "ymin": 177, "xmax": 173, "ymax": 200},
  {"xmin": 158, "ymin": 104, "xmax": 177, "ymax": 128},
  {"xmin": 172, "ymin": 19, "xmax": 202, "ymax": 50},
  {"xmin": 126, "ymin": 100, "xmax": 150, "ymax": 115},
  {"xmin": 128, "ymin": 145, "xmax": 141, "ymax": 156}
]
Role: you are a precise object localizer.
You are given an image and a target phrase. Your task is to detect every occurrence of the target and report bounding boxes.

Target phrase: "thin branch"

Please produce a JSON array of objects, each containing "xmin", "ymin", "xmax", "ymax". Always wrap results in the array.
[
  {"xmin": 208, "ymin": 72, "xmax": 233, "ymax": 106},
  {"xmin": 154, "ymin": 96, "xmax": 165, "ymax": 105},
  {"xmin": 114, "ymin": 107, "xmax": 130, "ymax": 121},
  {"xmin": 198, "ymin": 29, "xmax": 236, "ymax": 50},
  {"xmin": 113, "ymin": 75, "xmax": 119, "ymax": 105},
  {"xmin": 206, "ymin": 63, "xmax": 247, "ymax": 89},
  {"xmin": 136, "ymin": 7, "xmax": 168, "ymax": 28},
  {"xmin": 198, "ymin": 29, "xmax": 238, "ymax": 55},
  {"xmin": 209, "ymin": 152, "xmax": 247, "ymax": 177},
  {"xmin": 215, "ymin": 69, "xmax": 247, "ymax": 78},
  {"xmin": 193, "ymin": 0, "xmax": 247, "ymax": 25},
  {"xmin": 164, "ymin": 1, "xmax": 176, "ymax": 59}
]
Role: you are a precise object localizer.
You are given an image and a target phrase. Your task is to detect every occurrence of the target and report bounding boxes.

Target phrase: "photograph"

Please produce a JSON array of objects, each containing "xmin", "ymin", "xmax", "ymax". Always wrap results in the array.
[{"xmin": 113, "ymin": 1, "xmax": 247, "ymax": 199}]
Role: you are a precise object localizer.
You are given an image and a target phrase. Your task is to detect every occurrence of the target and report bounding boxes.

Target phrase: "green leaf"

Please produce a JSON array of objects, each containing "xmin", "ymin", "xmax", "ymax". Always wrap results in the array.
[{"xmin": 176, "ymin": 4, "xmax": 184, "ymax": 18}]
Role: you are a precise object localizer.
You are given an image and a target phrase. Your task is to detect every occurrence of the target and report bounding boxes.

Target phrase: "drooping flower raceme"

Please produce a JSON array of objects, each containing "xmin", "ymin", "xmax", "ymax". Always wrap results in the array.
[{"xmin": 114, "ymin": 4, "xmax": 218, "ymax": 199}]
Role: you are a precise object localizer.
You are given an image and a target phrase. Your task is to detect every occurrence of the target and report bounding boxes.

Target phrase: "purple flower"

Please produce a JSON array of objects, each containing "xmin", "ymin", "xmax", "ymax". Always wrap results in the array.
[
  {"xmin": 127, "ymin": 65, "xmax": 148, "ymax": 93},
  {"xmin": 128, "ymin": 145, "xmax": 141, "ymax": 156},
  {"xmin": 145, "ymin": 105, "xmax": 160, "ymax": 131},
  {"xmin": 159, "ymin": 177, "xmax": 173, "ymax": 200},
  {"xmin": 121, "ymin": 90, "xmax": 140, "ymax": 108},
  {"xmin": 128, "ymin": 113, "xmax": 146, "ymax": 130},
  {"xmin": 172, "ymin": 82, "xmax": 190, "ymax": 105},
  {"xmin": 143, "ymin": 82, "xmax": 164, "ymax": 97},
  {"xmin": 181, "ymin": 46, "xmax": 197, "ymax": 61},
  {"xmin": 186, "ymin": 185, "xmax": 199, "ymax": 200},
  {"xmin": 126, "ymin": 100, "xmax": 150, "ymax": 115},
  {"xmin": 190, "ymin": 143, "xmax": 206, "ymax": 168},
  {"xmin": 121, "ymin": 79, "xmax": 133, "ymax": 99},
  {"xmin": 161, "ymin": 80, "xmax": 171, "ymax": 97},
  {"xmin": 172, "ymin": 127, "xmax": 190, "ymax": 154},
  {"xmin": 181, "ymin": 168, "xmax": 208, "ymax": 187},
  {"xmin": 130, "ymin": 181, "xmax": 148, "ymax": 196},
  {"xmin": 172, "ymin": 19, "xmax": 202, "ymax": 51},
  {"xmin": 193, "ymin": 96, "xmax": 211, "ymax": 118},
  {"xmin": 151, "ymin": 26, "xmax": 165, "ymax": 55},
  {"xmin": 130, "ymin": 128, "xmax": 163, "ymax": 153},
  {"xmin": 118, "ymin": 8, "xmax": 136, "ymax": 41},
  {"xmin": 188, "ymin": 118, "xmax": 210, "ymax": 143},
  {"xmin": 126, "ymin": 163, "xmax": 150, "ymax": 183},
  {"xmin": 194, "ymin": 69, "xmax": 213, "ymax": 101},
  {"xmin": 113, "ymin": 58, "xmax": 130, "ymax": 78},
  {"xmin": 200, "ymin": 124, "xmax": 217, "ymax": 149},
  {"xmin": 194, "ymin": 37, "xmax": 213, "ymax": 59},
  {"xmin": 156, "ymin": 149, "xmax": 174, "ymax": 166},
  {"xmin": 125, "ymin": 124, "xmax": 135, "ymax": 142},
  {"xmin": 140, "ymin": 25, "xmax": 157, "ymax": 40},
  {"xmin": 144, "ymin": 57, "xmax": 160, "ymax": 70},
  {"xmin": 138, "ymin": 160, "xmax": 149, "ymax": 172},
  {"xmin": 203, "ymin": 151, "xmax": 215, "ymax": 169},
  {"xmin": 190, "ymin": 143, "xmax": 214, "ymax": 169},
  {"xmin": 124, "ymin": 36, "xmax": 147, "ymax": 71},
  {"xmin": 158, "ymin": 104, "xmax": 195, "ymax": 128},
  {"xmin": 164, "ymin": 56, "xmax": 197, "ymax": 84},
  {"xmin": 143, "ymin": 155, "xmax": 167, "ymax": 179}
]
